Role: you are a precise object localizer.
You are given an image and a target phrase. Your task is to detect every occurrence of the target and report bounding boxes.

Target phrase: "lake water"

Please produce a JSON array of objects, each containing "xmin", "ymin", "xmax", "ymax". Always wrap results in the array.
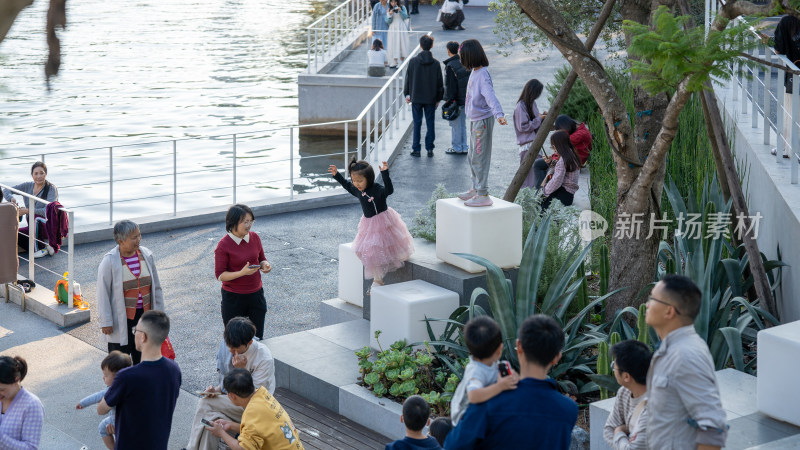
[{"xmin": 0, "ymin": 0, "xmax": 348, "ymax": 225}]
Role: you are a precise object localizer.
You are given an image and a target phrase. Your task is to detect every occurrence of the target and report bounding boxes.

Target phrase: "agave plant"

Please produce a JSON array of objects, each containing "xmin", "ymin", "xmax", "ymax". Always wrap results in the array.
[
  {"xmin": 657, "ymin": 176, "xmax": 784, "ymax": 373},
  {"xmin": 446, "ymin": 213, "xmax": 624, "ymax": 394}
]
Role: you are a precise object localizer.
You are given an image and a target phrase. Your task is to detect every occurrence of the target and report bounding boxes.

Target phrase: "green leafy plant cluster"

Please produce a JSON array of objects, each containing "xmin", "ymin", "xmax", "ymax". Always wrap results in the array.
[
  {"xmin": 657, "ymin": 175, "xmax": 784, "ymax": 373},
  {"xmin": 356, "ymin": 331, "xmax": 462, "ymax": 416},
  {"xmin": 455, "ymin": 215, "xmax": 622, "ymax": 395},
  {"xmin": 409, "ymin": 184, "xmax": 455, "ymax": 242},
  {"xmin": 624, "ymin": 6, "xmax": 756, "ymax": 94}
]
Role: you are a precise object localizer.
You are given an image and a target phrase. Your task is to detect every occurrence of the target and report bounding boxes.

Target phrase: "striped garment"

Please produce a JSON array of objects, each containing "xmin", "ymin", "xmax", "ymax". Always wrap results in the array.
[{"xmin": 121, "ymin": 252, "xmax": 152, "ymax": 320}]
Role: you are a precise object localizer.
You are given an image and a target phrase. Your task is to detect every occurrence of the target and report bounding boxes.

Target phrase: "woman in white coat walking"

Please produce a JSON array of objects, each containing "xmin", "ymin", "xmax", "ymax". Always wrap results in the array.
[{"xmin": 97, "ymin": 220, "xmax": 165, "ymax": 364}]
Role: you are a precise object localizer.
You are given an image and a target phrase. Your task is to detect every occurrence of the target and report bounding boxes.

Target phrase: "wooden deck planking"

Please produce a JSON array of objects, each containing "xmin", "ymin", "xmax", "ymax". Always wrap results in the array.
[{"xmin": 275, "ymin": 388, "xmax": 391, "ymax": 450}]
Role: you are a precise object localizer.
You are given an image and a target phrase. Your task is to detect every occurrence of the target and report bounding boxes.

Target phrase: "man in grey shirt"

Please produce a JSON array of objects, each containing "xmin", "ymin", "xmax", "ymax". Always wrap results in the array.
[{"xmin": 645, "ymin": 274, "xmax": 728, "ymax": 449}]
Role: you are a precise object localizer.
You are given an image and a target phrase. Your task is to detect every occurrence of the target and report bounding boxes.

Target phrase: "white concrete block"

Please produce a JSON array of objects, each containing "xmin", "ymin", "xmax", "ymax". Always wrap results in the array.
[
  {"xmin": 369, "ymin": 280, "xmax": 459, "ymax": 349},
  {"xmin": 758, "ymin": 320, "xmax": 800, "ymax": 427},
  {"xmin": 435, "ymin": 197, "xmax": 522, "ymax": 273},
  {"xmin": 338, "ymin": 242, "xmax": 364, "ymax": 307}
]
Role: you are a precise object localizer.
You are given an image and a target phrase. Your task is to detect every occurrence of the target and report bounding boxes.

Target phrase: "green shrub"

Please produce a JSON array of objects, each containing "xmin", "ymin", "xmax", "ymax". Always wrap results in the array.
[
  {"xmin": 356, "ymin": 331, "xmax": 462, "ymax": 416},
  {"xmin": 409, "ymin": 184, "xmax": 455, "ymax": 242}
]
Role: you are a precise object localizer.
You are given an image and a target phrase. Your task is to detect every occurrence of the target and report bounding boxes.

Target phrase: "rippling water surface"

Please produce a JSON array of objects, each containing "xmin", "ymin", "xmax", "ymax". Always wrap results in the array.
[{"xmin": 0, "ymin": 0, "xmax": 346, "ymax": 224}]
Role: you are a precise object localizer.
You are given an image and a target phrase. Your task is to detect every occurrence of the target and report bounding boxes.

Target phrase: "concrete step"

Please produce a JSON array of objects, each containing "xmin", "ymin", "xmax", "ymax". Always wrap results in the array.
[
  {"xmin": 3, "ymin": 277, "xmax": 90, "ymax": 328},
  {"xmin": 320, "ymin": 298, "xmax": 363, "ymax": 327},
  {"xmin": 266, "ymin": 319, "xmax": 405, "ymax": 440},
  {"xmin": 361, "ymin": 238, "xmax": 518, "ymax": 319}
]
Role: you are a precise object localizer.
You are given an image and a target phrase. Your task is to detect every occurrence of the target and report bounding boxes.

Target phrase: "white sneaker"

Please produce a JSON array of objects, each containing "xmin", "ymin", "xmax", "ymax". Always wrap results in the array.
[
  {"xmin": 33, "ymin": 249, "xmax": 48, "ymax": 258},
  {"xmin": 45, "ymin": 244, "xmax": 55, "ymax": 256}
]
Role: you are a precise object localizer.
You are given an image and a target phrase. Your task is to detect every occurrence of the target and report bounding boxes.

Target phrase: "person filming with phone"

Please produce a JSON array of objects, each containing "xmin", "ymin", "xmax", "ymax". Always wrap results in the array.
[
  {"xmin": 445, "ymin": 315, "xmax": 579, "ymax": 449},
  {"xmin": 185, "ymin": 317, "xmax": 275, "ymax": 450},
  {"xmin": 214, "ymin": 204, "xmax": 272, "ymax": 339}
]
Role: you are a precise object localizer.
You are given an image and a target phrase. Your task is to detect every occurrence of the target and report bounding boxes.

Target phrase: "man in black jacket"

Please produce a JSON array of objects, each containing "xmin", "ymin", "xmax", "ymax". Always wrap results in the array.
[
  {"xmin": 443, "ymin": 41, "xmax": 470, "ymax": 155},
  {"xmin": 404, "ymin": 35, "xmax": 444, "ymax": 157}
]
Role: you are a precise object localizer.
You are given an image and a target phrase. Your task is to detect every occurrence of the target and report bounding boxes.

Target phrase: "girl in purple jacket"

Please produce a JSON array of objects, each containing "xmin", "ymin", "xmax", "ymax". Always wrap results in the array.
[{"xmin": 457, "ymin": 39, "xmax": 507, "ymax": 207}]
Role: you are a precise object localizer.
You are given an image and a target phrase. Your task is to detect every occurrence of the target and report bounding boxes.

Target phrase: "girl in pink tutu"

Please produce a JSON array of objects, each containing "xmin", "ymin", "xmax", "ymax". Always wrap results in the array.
[{"xmin": 329, "ymin": 158, "xmax": 414, "ymax": 291}]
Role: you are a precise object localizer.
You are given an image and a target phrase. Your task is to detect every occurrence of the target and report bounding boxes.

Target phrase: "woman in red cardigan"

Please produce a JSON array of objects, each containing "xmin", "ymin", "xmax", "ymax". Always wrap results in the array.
[{"xmin": 214, "ymin": 204, "xmax": 272, "ymax": 339}]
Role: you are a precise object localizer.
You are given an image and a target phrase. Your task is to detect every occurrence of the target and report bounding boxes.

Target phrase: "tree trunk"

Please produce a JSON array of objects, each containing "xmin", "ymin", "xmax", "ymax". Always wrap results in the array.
[
  {"xmin": 504, "ymin": 0, "xmax": 618, "ymax": 202},
  {"xmin": 0, "ymin": 0, "xmax": 33, "ymax": 45}
]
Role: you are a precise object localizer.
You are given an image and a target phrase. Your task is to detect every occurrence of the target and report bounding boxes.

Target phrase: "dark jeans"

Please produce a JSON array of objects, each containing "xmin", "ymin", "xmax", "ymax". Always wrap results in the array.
[
  {"xmin": 108, "ymin": 308, "xmax": 144, "ymax": 365},
  {"xmin": 405, "ymin": 0, "xmax": 418, "ymax": 12},
  {"xmin": 411, "ymin": 103, "xmax": 436, "ymax": 152},
  {"xmin": 533, "ymin": 157, "xmax": 549, "ymax": 190},
  {"xmin": 221, "ymin": 287, "xmax": 268, "ymax": 339},
  {"xmin": 542, "ymin": 186, "xmax": 574, "ymax": 210}
]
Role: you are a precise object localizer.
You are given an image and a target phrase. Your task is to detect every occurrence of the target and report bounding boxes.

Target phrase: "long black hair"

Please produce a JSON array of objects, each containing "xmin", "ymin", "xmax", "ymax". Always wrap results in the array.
[
  {"xmin": 550, "ymin": 131, "xmax": 580, "ymax": 172},
  {"xmin": 347, "ymin": 157, "xmax": 375, "ymax": 189},
  {"xmin": 371, "ymin": 39, "xmax": 384, "ymax": 51},
  {"xmin": 517, "ymin": 79, "xmax": 543, "ymax": 122},
  {"xmin": 554, "ymin": 114, "xmax": 578, "ymax": 135}
]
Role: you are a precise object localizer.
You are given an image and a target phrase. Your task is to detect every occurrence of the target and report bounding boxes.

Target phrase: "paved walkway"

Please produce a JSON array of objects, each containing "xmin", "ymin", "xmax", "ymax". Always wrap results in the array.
[{"xmin": 1, "ymin": 5, "xmax": 598, "ymax": 447}]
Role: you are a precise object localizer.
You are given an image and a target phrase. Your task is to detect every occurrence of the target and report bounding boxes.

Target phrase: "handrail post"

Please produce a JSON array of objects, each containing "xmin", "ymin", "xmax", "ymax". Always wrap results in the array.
[
  {"xmin": 290, "ymin": 128, "xmax": 295, "ymax": 199},
  {"xmin": 307, "ymin": 30, "xmax": 311, "ymax": 73},
  {"xmin": 233, "ymin": 134, "xmax": 238, "ymax": 204},
  {"xmin": 28, "ymin": 200, "xmax": 35, "ymax": 282},
  {"xmin": 315, "ymin": 28, "xmax": 319, "ymax": 73},
  {"xmin": 764, "ymin": 54, "xmax": 771, "ymax": 145},
  {"xmin": 67, "ymin": 210, "xmax": 74, "ymax": 307},
  {"xmin": 358, "ymin": 117, "xmax": 364, "ymax": 160},
  {"xmin": 41, "ymin": 154, "xmax": 45, "ymax": 164},
  {"xmin": 793, "ymin": 72, "xmax": 799, "ymax": 184},
  {"xmin": 778, "ymin": 68, "xmax": 786, "ymax": 160},
  {"xmin": 109, "ymin": 147, "xmax": 114, "ymax": 224},
  {"xmin": 344, "ymin": 122, "xmax": 349, "ymax": 169},
  {"xmin": 752, "ymin": 47, "xmax": 758, "ymax": 128},
  {"xmin": 173, "ymin": 140, "xmax": 178, "ymax": 216}
]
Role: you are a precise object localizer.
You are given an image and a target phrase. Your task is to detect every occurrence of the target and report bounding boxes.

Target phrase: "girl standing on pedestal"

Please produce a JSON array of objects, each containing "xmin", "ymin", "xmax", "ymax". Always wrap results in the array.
[
  {"xmin": 329, "ymin": 158, "xmax": 414, "ymax": 292},
  {"xmin": 457, "ymin": 39, "xmax": 507, "ymax": 207}
]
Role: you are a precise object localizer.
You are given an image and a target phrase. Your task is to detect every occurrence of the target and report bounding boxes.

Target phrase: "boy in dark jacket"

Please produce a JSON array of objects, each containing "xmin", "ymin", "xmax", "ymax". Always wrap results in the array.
[
  {"xmin": 385, "ymin": 395, "xmax": 442, "ymax": 450},
  {"xmin": 404, "ymin": 35, "xmax": 444, "ymax": 157},
  {"xmin": 443, "ymin": 41, "xmax": 470, "ymax": 154}
]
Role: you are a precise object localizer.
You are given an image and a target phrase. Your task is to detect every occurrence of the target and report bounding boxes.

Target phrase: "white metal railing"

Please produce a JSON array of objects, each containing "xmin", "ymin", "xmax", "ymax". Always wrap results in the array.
[
  {"xmin": 307, "ymin": 0, "xmax": 372, "ymax": 73},
  {"xmin": 1, "ymin": 183, "xmax": 76, "ymax": 307},
  {"xmin": 728, "ymin": 21, "xmax": 800, "ymax": 184},
  {"xmin": 0, "ymin": 31, "xmax": 433, "ymax": 227}
]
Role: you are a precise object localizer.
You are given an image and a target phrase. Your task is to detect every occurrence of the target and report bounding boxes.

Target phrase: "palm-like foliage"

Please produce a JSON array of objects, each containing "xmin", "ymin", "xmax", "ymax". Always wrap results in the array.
[
  {"xmin": 452, "ymin": 214, "xmax": 624, "ymax": 393},
  {"xmin": 658, "ymin": 176, "xmax": 784, "ymax": 373}
]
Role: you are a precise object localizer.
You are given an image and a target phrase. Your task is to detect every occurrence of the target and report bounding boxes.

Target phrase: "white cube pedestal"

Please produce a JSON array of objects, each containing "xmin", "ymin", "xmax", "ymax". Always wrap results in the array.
[
  {"xmin": 338, "ymin": 242, "xmax": 364, "ymax": 307},
  {"xmin": 370, "ymin": 280, "xmax": 459, "ymax": 349},
  {"xmin": 758, "ymin": 320, "xmax": 800, "ymax": 426},
  {"xmin": 435, "ymin": 196, "xmax": 522, "ymax": 273}
]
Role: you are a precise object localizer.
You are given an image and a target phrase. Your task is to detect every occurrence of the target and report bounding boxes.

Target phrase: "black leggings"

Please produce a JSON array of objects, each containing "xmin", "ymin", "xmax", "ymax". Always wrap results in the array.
[
  {"xmin": 221, "ymin": 288, "xmax": 268, "ymax": 339},
  {"xmin": 542, "ymin": 186, "xmax": 574, "ymax": 210},
  {"xmin": 108, "ymin": 308, "xmax": 144, "ymax": 365}
]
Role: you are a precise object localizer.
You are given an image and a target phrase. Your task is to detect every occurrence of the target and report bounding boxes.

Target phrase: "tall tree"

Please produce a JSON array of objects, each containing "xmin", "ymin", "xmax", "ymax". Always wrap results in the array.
[{"xmin": 499, "ymin": 0, "xmax": 772, "ymax": 317}]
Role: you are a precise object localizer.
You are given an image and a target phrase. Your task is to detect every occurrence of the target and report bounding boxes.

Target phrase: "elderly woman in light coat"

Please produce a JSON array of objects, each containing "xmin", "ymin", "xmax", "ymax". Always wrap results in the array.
[{"xmin": 97, "ymin": 220, "xmax": 164, "ymax": 364}]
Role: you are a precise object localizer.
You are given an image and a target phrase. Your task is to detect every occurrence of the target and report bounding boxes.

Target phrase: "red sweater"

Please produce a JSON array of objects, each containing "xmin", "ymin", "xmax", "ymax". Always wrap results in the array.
[
  {"xmin": 570, "ymin": 123, "xmax": 592, "ymax": 164},
  {"xmin": 214, "ymin": 232, "xmax": 267, "ymax": 294}
]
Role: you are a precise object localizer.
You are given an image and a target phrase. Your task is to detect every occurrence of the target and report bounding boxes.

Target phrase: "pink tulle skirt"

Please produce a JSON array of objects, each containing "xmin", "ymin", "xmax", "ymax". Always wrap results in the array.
[{"xmin": 353, "ymin": 207, "xmax": 415, "ymax": 280}]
